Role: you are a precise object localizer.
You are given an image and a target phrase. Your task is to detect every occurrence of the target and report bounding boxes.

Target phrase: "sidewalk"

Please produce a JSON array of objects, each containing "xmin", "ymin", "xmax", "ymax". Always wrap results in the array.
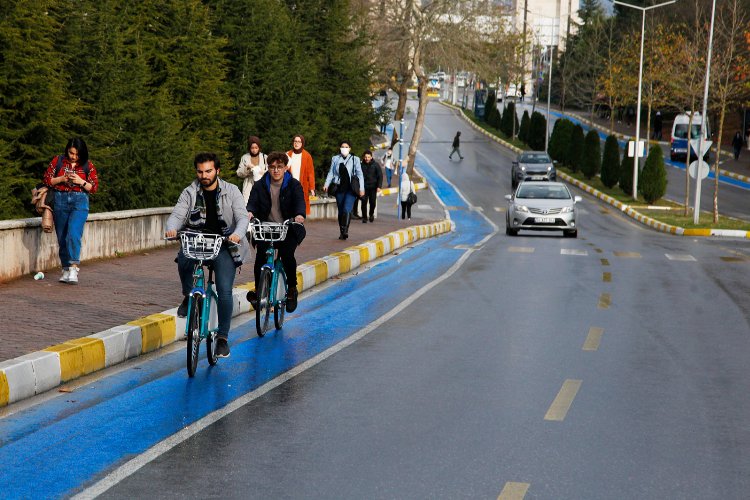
[{"xmin": 0, "ymin": 190, "xmax": 443, "ymax": 363}]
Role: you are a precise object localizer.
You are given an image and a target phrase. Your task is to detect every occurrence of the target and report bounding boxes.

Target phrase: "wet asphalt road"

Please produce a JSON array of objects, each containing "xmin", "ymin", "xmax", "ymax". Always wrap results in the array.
[{"xmin": 62, "ymin": 100, "xmax": 750, "ymax": 498}]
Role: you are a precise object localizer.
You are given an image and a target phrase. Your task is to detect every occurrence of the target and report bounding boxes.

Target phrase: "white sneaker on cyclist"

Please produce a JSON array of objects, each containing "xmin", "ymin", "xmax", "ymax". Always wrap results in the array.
[
  {"xmin": 59, "ymin": 267, "xmax": 70, "ymax": 283},
  {"xmin": 216, "ymin": 338, "xmax": 230, "ymax": 358}
]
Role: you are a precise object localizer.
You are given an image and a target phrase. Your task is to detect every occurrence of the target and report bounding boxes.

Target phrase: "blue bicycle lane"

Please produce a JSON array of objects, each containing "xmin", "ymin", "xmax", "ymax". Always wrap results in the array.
[
  {"xmin": 540, "ymin": 107, "xmax": 750, "ymax": 190},
  {"xmin": 0, "ymin": 156, "xmax": 495, "ymax": 499}
]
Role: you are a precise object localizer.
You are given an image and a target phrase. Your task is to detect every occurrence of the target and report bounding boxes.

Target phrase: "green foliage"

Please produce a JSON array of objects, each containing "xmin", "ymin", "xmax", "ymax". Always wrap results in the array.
[
  {"xmin": 639, "ymin": 145, "xmax": 667, "ymax": 204},
  {"xmin": 566, "ymin": 124, "xmax": 585, "ymax": 172},
  {"xmin": 548, "ymin": 119, "xmax": 573, "ymax": 162},
  {"xmin": 528, "ymin": 112, "xmax": 547, "ymax": 151},
  {"xmin": 519, "ymin": 111, "xmax": 530, "ymax": 143},
  {"xmin": 581, "ymin": 129, "xmax": 601, "ymax": 179},
  {"xmin": 619, "ymin": 152, "xmax": 634, "ymax": 196},
  {"xmin": 600, "ymin": 135, "xmax": 621, "ymax": 188},
  {"xmin": 501, "ymin": 102, "xmax": 519, "ymax": 138},
  {"xmin": 484, "ymin": 91, "xmax": 498, "ymax": 125},
  {"xmin": 0, "ymin": 0, "xmax": 376, "ymax": 219}
]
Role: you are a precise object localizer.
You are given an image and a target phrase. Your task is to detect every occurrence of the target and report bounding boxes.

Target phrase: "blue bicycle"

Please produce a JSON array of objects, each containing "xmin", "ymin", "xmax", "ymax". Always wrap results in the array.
[
  {"xmin": 178, "ymin": 231, "xmax": 224, "ymax": 377},
  {"xmin": 249, "ymin": 218, "xmax": 300, "ymax": 337}
]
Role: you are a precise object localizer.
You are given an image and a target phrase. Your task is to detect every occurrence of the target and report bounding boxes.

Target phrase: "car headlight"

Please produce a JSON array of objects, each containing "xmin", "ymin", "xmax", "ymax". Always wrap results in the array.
[
  {"xmin": 520, "ymin": 166, "xmax": 526, "ymax": 172},
  {"xmin": 560, "ymin": 206, "xmax": 574, "ymax": 213},
  {"xmin": 514, "ymin": 204, "xmax": 529, "ymax": 213}
]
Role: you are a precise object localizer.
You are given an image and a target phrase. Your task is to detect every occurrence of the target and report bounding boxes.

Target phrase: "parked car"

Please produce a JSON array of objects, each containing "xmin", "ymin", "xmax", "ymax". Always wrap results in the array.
[
  {"xmin": 511, "ymin": 151, "xmax": 556, "ymax": 189},
  {"xmin": 505, "ymin": 181, "xmax": 581, "ymax": 237}
]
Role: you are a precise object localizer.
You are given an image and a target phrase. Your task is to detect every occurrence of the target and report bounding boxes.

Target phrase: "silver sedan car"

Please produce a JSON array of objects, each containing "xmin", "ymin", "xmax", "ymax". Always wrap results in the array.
[
  {"xmin": 511, "ymin": 151, "xmax": 556, "ymax": 189},
  {"xmin": 505, "ymin": 181, "xmax": 582, "ymax": 237}
]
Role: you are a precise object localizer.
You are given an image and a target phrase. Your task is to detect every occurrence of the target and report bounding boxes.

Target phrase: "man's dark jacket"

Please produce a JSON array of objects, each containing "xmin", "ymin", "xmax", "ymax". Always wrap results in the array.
[
  {"xmin": 361, "ymin": 159, "xmax": 383, "ymax": 189},
  {"xmin": 246, "ymin": 171, "xmax": 306, "ymax": 244}
]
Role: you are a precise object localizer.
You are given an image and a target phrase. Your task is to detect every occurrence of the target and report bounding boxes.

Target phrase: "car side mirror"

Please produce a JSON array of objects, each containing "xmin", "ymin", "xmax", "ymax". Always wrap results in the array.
[
  {"xmin": 574, "ymin": 196, "xmax": 582, "ymax": 202},
  {"xmin": 505, "ymin": 194, "xmax": 513, "ymax": 200}
]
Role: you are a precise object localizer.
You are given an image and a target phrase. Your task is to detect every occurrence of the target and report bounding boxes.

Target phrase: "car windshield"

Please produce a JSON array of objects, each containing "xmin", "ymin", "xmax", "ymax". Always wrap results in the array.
[
  {"xmin": 519, "ymin": 153, "xmax": 551, "ymax": 164},
  {"xmin": 673, "ymin": 124, "xmax": 703, "ymax": 139},
  {"xmin": 516, "ymin": 185, "xmax": 571, "ymax": 200}
]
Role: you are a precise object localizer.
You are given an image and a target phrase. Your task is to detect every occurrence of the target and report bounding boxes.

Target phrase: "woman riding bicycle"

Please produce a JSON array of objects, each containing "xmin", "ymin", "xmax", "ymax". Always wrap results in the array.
[{"xmin": 246, "ymin": 152, "xmax": 306, "ymax": 313}]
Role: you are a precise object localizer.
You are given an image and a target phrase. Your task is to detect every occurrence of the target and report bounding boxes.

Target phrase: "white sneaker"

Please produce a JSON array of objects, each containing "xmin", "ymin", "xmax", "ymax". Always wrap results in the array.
[
  {"xmin": 67, "ymin": 266, "xmax": 79, "ymax": 285},
  {"xmin": 59, "ymin": 268, "xmax": 70, "ymax": 283}
]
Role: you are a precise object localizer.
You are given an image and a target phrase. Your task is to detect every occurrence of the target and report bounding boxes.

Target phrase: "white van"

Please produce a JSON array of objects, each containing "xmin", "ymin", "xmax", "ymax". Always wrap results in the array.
[{"xmin": 670, "ymin": 112, "xmax": 710, "ymax": 161}]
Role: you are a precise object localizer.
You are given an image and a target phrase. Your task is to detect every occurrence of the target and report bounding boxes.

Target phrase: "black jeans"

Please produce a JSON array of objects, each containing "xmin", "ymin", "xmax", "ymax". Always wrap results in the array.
[
  {"xmin": 360, "ymin": 188, "xmax": 378, "ymax": 218},
  {"xmin": 401, "ymin": 201, "xmax": 412, "ymax": 219},
  {"xmin": 254, "ymin": 238, "xmax": 298, "ymax": 290}
]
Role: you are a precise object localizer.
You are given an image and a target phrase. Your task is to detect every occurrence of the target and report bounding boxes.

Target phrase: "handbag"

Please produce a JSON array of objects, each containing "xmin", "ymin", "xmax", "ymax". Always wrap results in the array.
[
  {"xmin": 407, "ymin": 192, "xmax": 417, "ymax": 204},
  {"xmin": 328, "ymin": 182, "xmax": 339, "ymax": 196},
  {"xmin": 351, "ymin": 174, "xmax": 361, "ymax": 195},
  {"xmin": 31, "ymin": 185, "xmax": 55, "ymax": 233}
]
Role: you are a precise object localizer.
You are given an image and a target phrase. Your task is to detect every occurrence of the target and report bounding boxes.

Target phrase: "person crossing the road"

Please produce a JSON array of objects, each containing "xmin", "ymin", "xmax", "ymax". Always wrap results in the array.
[
  {"xmin": 449, "ymin": 131, "xmax": 464, "ymax": 160},
  {"xmin": 165, "ymin": 152, "xmax": 249, "ymax": 359}
]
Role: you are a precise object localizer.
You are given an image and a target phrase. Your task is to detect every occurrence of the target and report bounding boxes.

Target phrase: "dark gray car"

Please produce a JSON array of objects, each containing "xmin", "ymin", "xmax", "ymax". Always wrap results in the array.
[{"xmin": 511, "ymin": 151, "xmax": 556, "ymax": 189}]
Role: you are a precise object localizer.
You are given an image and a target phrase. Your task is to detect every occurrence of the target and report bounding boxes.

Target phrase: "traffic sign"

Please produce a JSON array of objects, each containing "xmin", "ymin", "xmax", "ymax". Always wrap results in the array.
[
  {"xmin": 627, "ymin": 140, "xmax": 645, "ymax": 158},
  {"xmin": 689, "ymin": 160, "xmax": 710, "ymax": 180},
  {"xmin": 689, "ymin": 139, "xmax": 712, "ymax": 158}
]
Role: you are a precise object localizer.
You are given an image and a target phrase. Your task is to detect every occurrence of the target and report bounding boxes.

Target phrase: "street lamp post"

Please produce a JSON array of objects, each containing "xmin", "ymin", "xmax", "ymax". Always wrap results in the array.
[
  {"xmin": 613, "ymin": 0, "xmax": 677, "ymax": 200},
  {"xmin": 692, "ymin": 0, "xmax": 717, "ymax": 224}
]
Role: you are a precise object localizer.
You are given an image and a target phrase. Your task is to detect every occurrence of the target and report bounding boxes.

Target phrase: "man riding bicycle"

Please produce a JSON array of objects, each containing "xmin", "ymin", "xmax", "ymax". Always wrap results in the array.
[
  {"xmin": 165, "ymin": 152, "xmax": 249, "ymax": 358},
  {"xmin": 246, "ymin": 151, "xmax": 306, "ymax": 313}
]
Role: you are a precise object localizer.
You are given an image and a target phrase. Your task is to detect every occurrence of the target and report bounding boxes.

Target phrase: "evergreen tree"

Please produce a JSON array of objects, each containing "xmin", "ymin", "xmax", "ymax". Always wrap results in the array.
[
  {"xmin": 566, "ymin": 124, "xmax": 585, "ymax": 171},
  {"xmin": 600, "ymin": 135, "xmax": 620, "ymax": 188},
  {"xmin": 501, "ymin": 102, "xmax": 519, "ymax": 137},
  {"xmin": 581, "ymin": 129, "xmax": 601, "ymax": 179},
  {"xmin": 548, "ymin": 119, "xmax": 572, "ymax": 162},
  {"xmin": 0, "ymin": 1, "xmax": 77, "ymax": 218},
  {"xmin": 639, "ymin": 145, "xmax": 667, "ymax": 203},
  {"xmin": 484, "ymin": 91, "xmax": 498, "ymax": 125},
  {"xmin": 619, "ymin": 153, "xmax": 634, "ymax": 196},
  {"xmin": 519, "ymin": 110, "xmax": 530, "ymax": 144},
  {"xmin": 528, "ymin": 112, "xmax": 547, "ymax": 151}
]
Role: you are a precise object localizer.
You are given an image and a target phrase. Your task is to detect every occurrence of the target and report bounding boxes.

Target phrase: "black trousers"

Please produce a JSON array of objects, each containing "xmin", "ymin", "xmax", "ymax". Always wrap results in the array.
[
  {"xmin": 360, "ymin": 188, "xmax": 378, "ymax": 218},
  {"xmin": 254, "ymin": 238, "xmax": 298, "ymax": 290},
  {"xmin": 401, "ymin": 201, "xmax": 412, "ymax": 219}
]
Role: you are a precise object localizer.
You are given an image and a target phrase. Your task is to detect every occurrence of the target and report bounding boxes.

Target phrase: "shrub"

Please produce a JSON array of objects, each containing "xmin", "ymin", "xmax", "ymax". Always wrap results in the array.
[
  {"xmin": 484, "ymin": 91, "xmax": 498, "ymax": 125},
  {"xmin": 619, "ymin": 153, "xmax": 634, "ymax": 196},
  {"xmin": 548, "ymin": 118, "xmax": 573, "ymax": 162},
  {"xmin": 639, "ymin": 145, "xmax": 667, "ymax": 203},
  {"xmin": 566, "ymin": 124, "xmax": 585, "ymax": 172},
  {"xmin": 501, "ymin": 102, "xmax": 519, "ymax": 137},
  {"xmin": 528, "ymin": 111, "xmax": 547, "ymax": 151},
  {"xmin": 519, "ymin": 110, "xmax": 530, "ymax": 143},
  {"xmin": 581, "ymin": 129, "xmax": 602, "ymax": 179},
  {"xmin": 600, "ymin": 135, "xmax": 620, "ymax": 188}
]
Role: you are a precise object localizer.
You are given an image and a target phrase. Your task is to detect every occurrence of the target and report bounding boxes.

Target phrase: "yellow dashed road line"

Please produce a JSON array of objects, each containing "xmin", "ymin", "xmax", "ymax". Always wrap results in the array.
[
  {"xmin": 544, "ymin": 379, "xmax": 582, "ymax": 421},
  {"xmin": 497, "ymin": 482, "xmax": 530, "ymax": 499}
]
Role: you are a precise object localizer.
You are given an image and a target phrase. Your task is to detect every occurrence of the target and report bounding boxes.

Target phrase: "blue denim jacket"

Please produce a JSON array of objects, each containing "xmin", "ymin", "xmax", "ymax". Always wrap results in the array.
[{"xmin": 324, "ymin": 154, "xmax": 364, "ymax": 191}]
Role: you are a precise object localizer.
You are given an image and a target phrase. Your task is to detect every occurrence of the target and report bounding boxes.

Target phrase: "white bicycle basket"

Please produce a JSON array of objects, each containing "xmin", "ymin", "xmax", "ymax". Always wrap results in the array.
[
  {"xmin": 180, "ymin": 232, "xmax": 225, "ymax": 260},
  {"xmin": 250, "ymin": 220, "xmax": 289, "ymax": 243}
]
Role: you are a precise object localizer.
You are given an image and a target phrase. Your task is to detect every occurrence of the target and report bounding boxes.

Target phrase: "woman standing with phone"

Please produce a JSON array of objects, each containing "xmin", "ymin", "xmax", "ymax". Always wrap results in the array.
[{"xmin": 43, "ymin": 138, "xmax": 98, "ymax": 284}]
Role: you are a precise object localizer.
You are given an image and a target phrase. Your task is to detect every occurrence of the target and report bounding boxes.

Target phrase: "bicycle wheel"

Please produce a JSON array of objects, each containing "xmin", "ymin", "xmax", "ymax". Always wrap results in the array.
[
  {"xmin": 186, "ymin": 295, "xmax": 202, "ymax": 377},
  {"xmin": 255, "ymin": 267, "xmax": 272, "ymax": 337},
  {"xmin": 205, "ymin": 297, "xmax": 218, "ymax": 366},
  {"xmin": 274, "ymin": 267, "xmax": 287, "ymax": 330}
]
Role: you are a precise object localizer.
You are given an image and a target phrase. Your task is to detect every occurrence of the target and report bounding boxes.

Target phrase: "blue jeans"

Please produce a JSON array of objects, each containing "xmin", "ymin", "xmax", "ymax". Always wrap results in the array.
[
  {"xmin": 178, "ymin": 247, "xmax": 237, "ymax": 339},
  {"xmin": 335, "ymin": 191, "xmax": 358, "ymax": 215},
  {"xmin": 385, "ymin": 168, "xmax": 393, "ymax": 187},
  {"xmin": 53, "ymin": 191, "xmax": 89, "ymax": 267}
]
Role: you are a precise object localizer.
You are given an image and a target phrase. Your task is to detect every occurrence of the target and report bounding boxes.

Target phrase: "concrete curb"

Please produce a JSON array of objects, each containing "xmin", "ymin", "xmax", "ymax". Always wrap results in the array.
[
  {"xmin": 440, "ymin": 100, "xmax": 750, "ymax": 239},
  {"xmin": 0, "ymin": 218, "xmax": 453, "ymax": 408}
]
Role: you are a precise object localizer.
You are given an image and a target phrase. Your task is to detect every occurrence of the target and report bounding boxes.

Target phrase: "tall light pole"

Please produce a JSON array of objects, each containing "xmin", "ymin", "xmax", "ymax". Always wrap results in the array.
[
  {"xmin": 692, "ymin": 0, "xmax": 716, "ymax": 224},
  {"xmin": 613, "ymin": 0, "xmax": 677, "ymax": 200},
  {"xmin": 542, "ymin": 17, "xmax": 558, "ymax": 153}
]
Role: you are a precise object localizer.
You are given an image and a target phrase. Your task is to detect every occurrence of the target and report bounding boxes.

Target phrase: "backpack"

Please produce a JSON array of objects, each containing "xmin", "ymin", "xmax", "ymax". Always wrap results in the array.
[{"xmin": 54, "ymin": 155, "xmax": 90, "ymax": 179}]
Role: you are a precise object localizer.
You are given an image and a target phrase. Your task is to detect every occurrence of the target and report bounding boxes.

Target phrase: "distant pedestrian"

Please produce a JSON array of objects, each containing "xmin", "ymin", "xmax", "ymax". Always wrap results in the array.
[
  {"xmin": 449, "ymin": 131, "xmax": 464, "ymax": 160},
  {"xmin": 236, "ymin": 136, "xmax": 267, "ymax": 205},
  {"xmin": 382, "ymin": 147, "xmax": 395, "ymax": 187},
  {"xmin": 323, "ymin": 141, "xmax": 364, "ymax": 240},
  {"xmin": 520, "ymin": 83, "xmax": 526, "ymax": 102},
  {"xmin": 399, "ymin": 169, "xmax": 416, "ymax": 220},
  {"xmin": 652, "ymin": 111, "xmax": 663, "ymax": 141},
  {"xmin": 745, "ymin": 127, "xmax": 750, "ymax": 151},
  {"xmin": 43, "ymin": 137, "xmax": 99, "ymax": 285},
  {"xmin": 286, "ymin": 134, "xmax": 316, "ymax": 215},
  {"xmin": 732, "ymin": 131, "xmax": 743, "ymax": 160},
  {"xmin": 359, "ymin": 150, "xmax": 383, "ymax": 223},
  {"xmin": 626, "ymin": 106, "xmax": 635, "ymax": 126}
]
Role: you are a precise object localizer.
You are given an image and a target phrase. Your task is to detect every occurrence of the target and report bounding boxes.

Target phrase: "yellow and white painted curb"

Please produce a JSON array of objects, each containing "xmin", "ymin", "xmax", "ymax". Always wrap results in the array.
[
  {"xmin": 441, "ymin": 100, "xmax": 750, "ymax": 239},
  {"xmin": 0, "ymin": 219, "xmax": 452, "ymax": 408}
]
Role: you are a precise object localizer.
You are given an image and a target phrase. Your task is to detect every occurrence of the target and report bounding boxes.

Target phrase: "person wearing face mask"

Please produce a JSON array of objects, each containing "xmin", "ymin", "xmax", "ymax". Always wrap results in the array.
[
  {"xmin": 237, "ymin": 135, "xmax": 268, "ymax": 204},
  {"xmin": 359, "ymin": 150, "xmax": 383, "ymax": 223},
  {"xmin": 323, "ymin": 141, "xmax": 365, "ymax": 240},
  {"xmin": 382, "ymin": 147, "xmax": 395, "ymax": 187},
  {"xmin": 286, "ymin": 134, "xmax": 316, "ymax": 215}
]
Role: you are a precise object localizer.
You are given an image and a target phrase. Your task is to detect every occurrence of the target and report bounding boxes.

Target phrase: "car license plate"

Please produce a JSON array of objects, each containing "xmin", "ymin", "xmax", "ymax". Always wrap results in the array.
[
  {"xmin": 531, "ymin": 175, "xmax": 545, "ymax": 180},
  {"xmin": 535, "ymin": 217, "xmax": 554, "ymax": 223}
]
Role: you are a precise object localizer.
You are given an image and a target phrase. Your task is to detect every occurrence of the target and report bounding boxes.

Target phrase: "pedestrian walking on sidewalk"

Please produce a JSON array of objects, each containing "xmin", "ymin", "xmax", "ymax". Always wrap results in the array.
[
  {"xmin": 399, "ymin": 170, "xmax": 416, "ymax": 220},
  {"xmin": 652, "ymin": 111, "xmax": 663, "ymax": 141},
  {"xmin": 360, "ymin": 150, "xmax": 383, "ymax": 223},
  {"xmin": 382, "ymin": 147, "xmax": 395, "ymax": 187},
  {"xmin": 732, "ymin": 131, "xmax": 743, "ymax": 160},
  {"xmin": 43, "ymin": 137, "xmax": 99, "ymax": 285},
  {"xmin": 323, "ymin": 141, "xmax": 364, "ymax": 240},
  {"xmin": 236, "ymin": 135, "xmax": 267, "ymax": 205},
  {"xmin": 286, "ymin": 134, "xmax": 316, "ymax": 216},
  {"xmin": 449, "ymin": 131, "xmax": 464, "ymax": 160},
  {"xmin": 165, "ymin": 152, "xmax": 249, "ymax": 359}
]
